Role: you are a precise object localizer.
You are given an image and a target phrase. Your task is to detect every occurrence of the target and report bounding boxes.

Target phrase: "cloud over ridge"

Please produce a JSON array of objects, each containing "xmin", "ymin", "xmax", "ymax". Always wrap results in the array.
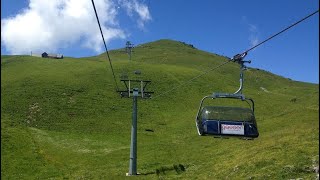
[{"xmin": 1, "ymin": 0, "xmax": 151, "ymax": 54}]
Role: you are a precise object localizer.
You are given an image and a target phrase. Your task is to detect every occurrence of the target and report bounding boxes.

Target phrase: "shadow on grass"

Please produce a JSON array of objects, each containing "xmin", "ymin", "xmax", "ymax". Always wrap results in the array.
[{"xmin": 139, "ymin": 164, "xmax": 186, "ymax": 176}]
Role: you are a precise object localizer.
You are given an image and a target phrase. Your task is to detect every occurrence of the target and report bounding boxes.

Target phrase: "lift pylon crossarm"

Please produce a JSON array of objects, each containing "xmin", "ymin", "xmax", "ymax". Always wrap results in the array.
[{"xmin": 117, "ymin": 79, "xmax": 154, "ymax": 98}]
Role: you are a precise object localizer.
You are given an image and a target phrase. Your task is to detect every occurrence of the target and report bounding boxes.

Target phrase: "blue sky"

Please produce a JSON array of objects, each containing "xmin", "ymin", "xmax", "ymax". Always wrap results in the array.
[{"xmin": 1, "ymin": 0, "xmax": 319, "ymax": 83}]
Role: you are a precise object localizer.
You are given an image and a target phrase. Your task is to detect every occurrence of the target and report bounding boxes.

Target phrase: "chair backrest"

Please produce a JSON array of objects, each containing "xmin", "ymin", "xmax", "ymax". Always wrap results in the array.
[{"xmin": 201, "ymin": 106, "xmax": 255, "ymax": 122}]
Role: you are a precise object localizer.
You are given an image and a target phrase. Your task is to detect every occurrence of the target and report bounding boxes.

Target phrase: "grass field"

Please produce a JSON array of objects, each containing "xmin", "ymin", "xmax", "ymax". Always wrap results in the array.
[{"xmin": 1, "ymin": 39, "xmax": 319, "ymax": 179}]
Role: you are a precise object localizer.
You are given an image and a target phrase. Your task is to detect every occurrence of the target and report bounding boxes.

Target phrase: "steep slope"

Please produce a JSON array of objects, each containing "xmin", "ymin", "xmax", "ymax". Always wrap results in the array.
[{"xmin": 1, "ymin": 39, "xmax": 319, "ymax": 179}]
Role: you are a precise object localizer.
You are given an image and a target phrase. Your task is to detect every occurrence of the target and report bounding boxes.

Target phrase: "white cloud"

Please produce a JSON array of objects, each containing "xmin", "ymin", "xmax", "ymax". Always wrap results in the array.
[
  {"xmin": 249, "ymin": 35, "xmax": 259, "ymax": 47},
  {"xmin": 241, "ymin": 16, "xmax": 260, "ymax": 48},
  {"xmin": 248, "ymin": 24, "xmax": 257, "ymax": 33},
  {"xmin": 1, "ymin": 0, "xmax": 151, "ymax": 55},
  {"xmin": 118, "ymin": 0, "xmax": 152, "ymax": 29},
  {"xmin": 248, "ymin": 24, "xmax": 259, "ymax": 47}
]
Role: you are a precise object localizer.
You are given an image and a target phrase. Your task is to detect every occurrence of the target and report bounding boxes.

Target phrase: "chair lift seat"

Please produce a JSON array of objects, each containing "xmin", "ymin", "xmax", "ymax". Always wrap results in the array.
[{"xmin": 197, "ymin": 106, "xmax": 259, "ymax": 138}]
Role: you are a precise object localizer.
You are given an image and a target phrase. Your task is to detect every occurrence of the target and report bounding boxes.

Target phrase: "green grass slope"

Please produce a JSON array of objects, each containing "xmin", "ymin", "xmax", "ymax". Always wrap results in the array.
[{"xmin": 1, "ymin": 39, "xmax": 319, "ymax": 179}]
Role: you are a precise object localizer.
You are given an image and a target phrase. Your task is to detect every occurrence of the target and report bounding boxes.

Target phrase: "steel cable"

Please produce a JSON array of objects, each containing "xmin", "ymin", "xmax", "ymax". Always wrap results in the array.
[
  {"xmin": 91, "ymin": 0, "xmax": 119, "ymax": 91},
  {"xmin": 243, "ymin": 9, "xmax": 319, "ymax": 54},
  {"xmin": 152, "ymin": 60, "xmax": 231, "ymax": 99}
]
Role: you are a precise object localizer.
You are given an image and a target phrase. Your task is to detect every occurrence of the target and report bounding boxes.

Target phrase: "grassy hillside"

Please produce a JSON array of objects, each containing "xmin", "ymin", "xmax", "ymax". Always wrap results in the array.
[{"xmin": 1, "ymin": 39, "xmax": 319, "ymax": 179}]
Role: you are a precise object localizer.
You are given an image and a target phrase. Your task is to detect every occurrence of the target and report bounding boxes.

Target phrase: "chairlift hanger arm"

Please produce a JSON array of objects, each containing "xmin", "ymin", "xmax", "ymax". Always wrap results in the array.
[{"xmin": 229, "ymin": 52, "xmax": 252, "ymax": 94}]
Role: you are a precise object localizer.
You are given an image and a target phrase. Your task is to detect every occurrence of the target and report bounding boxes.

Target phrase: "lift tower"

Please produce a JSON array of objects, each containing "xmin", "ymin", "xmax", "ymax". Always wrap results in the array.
[{"xmin": 118, "ymin": 76, "xmax": 154, "ymax": 176}]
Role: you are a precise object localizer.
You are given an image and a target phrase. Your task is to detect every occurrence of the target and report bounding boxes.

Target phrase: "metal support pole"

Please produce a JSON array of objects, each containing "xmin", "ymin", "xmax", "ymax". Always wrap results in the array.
[
  {"xmin": 141, "ymin": 81, "xmax": 144, "ymax": 98},
  {"xmin": 128, "ymin": 88, "xmax": 138, "ymax": 176},
  {"xmin": 128, "ymin": 80, "xmax": 131, "ymax": 97}
]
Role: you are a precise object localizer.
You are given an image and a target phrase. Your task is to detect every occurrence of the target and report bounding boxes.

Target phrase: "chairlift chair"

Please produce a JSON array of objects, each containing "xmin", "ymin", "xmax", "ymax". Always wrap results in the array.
[
  {"xmin": 195, "ymin": 53, "xmax": 259, "ymax": 139},
  {"xmin": 195, "ymin": 93, "xmax": 259, "ymax": 138}
]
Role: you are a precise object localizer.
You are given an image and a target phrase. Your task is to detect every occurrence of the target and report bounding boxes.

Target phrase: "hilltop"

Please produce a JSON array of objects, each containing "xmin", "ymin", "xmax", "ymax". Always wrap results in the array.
[{"xmin": 1, "ymin": 39, "xmax": 319, "ymax": 179}]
